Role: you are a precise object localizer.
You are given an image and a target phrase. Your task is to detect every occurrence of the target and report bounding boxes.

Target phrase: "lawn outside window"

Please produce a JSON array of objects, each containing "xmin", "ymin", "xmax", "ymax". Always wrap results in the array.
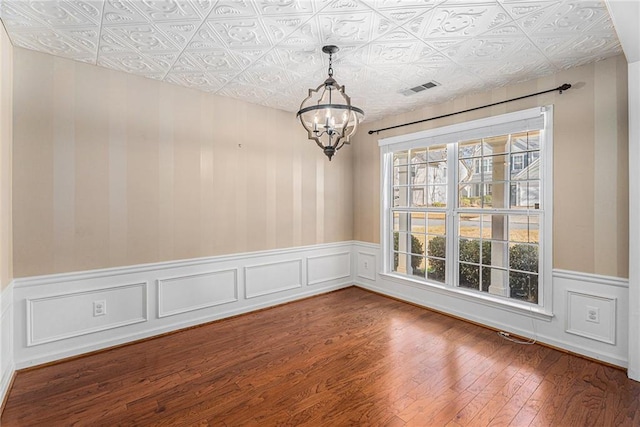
[{"xmin": 380, "ymin": 106, "xmax": 553, "ymax": 312}]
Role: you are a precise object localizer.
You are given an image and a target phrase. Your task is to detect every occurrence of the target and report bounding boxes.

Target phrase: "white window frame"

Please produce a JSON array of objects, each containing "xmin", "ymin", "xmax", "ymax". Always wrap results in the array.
[{"xmin": 379, "ymin": 106, "xmax": 554, "ymax": 318}]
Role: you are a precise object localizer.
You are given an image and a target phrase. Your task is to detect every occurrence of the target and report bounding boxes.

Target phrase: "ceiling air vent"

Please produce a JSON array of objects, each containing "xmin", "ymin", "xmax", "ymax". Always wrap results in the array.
[{"xmin": 401, "ymin": 81, "xmax": 440, "ymax": 96}]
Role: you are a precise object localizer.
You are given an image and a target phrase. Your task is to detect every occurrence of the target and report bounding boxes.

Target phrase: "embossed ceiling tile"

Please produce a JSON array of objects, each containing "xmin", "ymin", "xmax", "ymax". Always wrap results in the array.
[
  {"xmin": 98, "ymin": 52, "xmax": 167, "ymax": 75},
  {"xmin": 98, "ymin": 29, "xmax": 135, "ymax": 54},
  {"xmin": 528, "ymin": 1, "xmax": 609, "ymax": 35},
  {"xmin": 325, "ymin": 0, "xmax": 372, "ymax": 13},
  {"xmin": 4, "ymin": 1, "xmax": 101, "ymax": 28},
  {"xmin": 106, "ymin": 23, "xmax": 180, "ymax": 52},
  {"xmin": 0, "ymin": 1, "xmax": 50, "ymax": 30},
  {"xmin": 208, "ymin": 0, "xmax": 259, "ymax": 18},
  {"xmin": 499, "ymin": 0, "xmax": 561, "ymax": 23},
  {"xmin": 422, "ymin": 3, "xmax": 512, "ymax": 39},
  {"xmin": 189, "ymin": 49, "xmax": 242, "ymax": 73},
  {"xmin": 271, "ymin": 46, "xmax": 323, "ymax": 74},
  {"xmin": 255, "ymin": 0, "xmax": 319, "ymax": 16},
  {"xmin": 479, "ymin": 21, "xmax": 525, "ymax": 37},
  {"xmin": 207, "ymin": 18, "xmax": 273, "ymax": 48},
  {"xmin": 233, "ymin": 48, "xmax": 281, "ymax": 68},
  {"xmin": 186, "ymin": 23, "xmax": 225, "ymax": 50},
  {"xmin": 170, "ymin": 52, "xmax": 204, "ymax": 73},
  {"xmin": 527, "ymin": 34, "xmax": 569, "ymax": 56},
  {"xmin": 54, "ymin": 26, "xmax": 100, "ymax": 53},
  {"xmin": 165, "ymin": 71, "xmax": 225, "ymax": 91},
  {"xmin": 154, "ymin": 21, "xmax": 201, "ymax": 49},
  {"xmin": 558, "ymin": 33, "xmax": 621, "ymax": 57},
  {"xmin": 374, "ymin": 26, "xmax": 418, "ymax": 42},
  {"xmin": 260, "ymin": 14, "xmax": 313, "ymax": 44},
  {"xmin": 550, "ymin": 51, "xmax": 619, "ymax": 71},
  {"xmin": 130, "ymin": 0, "xmax": 214, "ymax": 22},
  {"xmin": 372, "ymin": 0, "xmax": 440, "ymax": 26},
  {"xmin": 317, "ymin": 10, "xmax": 379, "ymax": 44},
  {"xmin": 277, "ymin": 17, "xmax": 322, "ymax": 46},
  {"xmin": 8, "ymin": 27, "xmax": 95, "ymax": 58},
  {"xmin": 102, "ymin": 0, "xmax": 149, "ymax": 26},
  {"xmin": 244, "ymin": 66, "xmax": 297, "ymax": 92},
  {"xmin": 364, "ymin": 40, "xmax": 424, "ymax": 65},
  {"xmin": 442, "ymin": 37, "xmax": 525, "ymax": 63},
  {"xmin": 396, "ymin": 61, "xmax": 453, "ymax": 84}
]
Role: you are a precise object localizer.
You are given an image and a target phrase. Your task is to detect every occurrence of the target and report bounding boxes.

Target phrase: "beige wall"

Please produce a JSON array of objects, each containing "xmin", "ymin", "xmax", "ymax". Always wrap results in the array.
[
  {"xmin": 0, "ymin": 24, "xmax": 13, "ymax": 291},
  {"xmin": 12, "ymin": 48, "xmax": 353, "ymax": 277},
  {"xmin": 353, "ymin": 54, "xmax": 629, "ymax": 278}
]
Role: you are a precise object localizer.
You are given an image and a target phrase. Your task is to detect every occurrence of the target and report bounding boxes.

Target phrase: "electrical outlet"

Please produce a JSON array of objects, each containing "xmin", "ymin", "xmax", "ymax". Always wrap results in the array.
[
  {"xmin": 586, "ymin": 306, "xmax": 600, "ymax": 323},
  {"xmin": 93, "ymin": 300, "xmax": 107, "ymax": 317},
  {"xmin": 364, "ymin": 261, "xmax": 369, "ymax": 269}
]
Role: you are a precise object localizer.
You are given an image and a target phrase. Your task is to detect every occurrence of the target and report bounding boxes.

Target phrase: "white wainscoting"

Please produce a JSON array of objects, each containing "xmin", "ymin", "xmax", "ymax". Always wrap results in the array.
[
  {"xmin": 1, "ymin": 282, "xmax": 14, "ymax": 407},
  {"xmin": 12, "ymin": 242, "xmax": 354, "ymax": 369},
  {"xmin": 353, "ymin": 242, "xmax": 630, "ymax": 368}
]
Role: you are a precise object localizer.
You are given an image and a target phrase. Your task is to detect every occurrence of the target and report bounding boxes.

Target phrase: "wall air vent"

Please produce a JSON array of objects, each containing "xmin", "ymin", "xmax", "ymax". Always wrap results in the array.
[{"xmin": 401, "ymin": 81, "xmax": 440, "ymax": 96}]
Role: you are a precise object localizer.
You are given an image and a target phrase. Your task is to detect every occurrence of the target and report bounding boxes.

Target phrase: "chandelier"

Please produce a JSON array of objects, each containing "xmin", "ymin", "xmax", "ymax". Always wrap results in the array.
[{"xmin": 296, "ymin": 45, "xmax": 365, "ymax": 161}]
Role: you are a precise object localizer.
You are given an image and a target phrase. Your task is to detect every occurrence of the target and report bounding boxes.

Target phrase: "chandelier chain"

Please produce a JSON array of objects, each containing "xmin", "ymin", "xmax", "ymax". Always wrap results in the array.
[{"xmin": 328, "ymin": 52, "xmax": 334, "ymax": 77}]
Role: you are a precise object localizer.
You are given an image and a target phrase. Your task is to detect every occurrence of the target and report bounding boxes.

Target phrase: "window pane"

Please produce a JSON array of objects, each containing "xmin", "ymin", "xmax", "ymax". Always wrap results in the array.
[
  {"xmin": 394, "ymin": 252, "xmax": 409, "ymax": 274},
  {"xmin": 393, "ymin": 212, "xmax": 409, "ymax": 232},
  {"xmin": 482, "ymin": 181, "xmax": 506, "ymax": 209},
  {"xmin": 411, "ymin": 163, "xmax": 426, "ymax": 185},
  {"xmin": 484, "ymin": 155, "xmax": 507, "ymax": 180},
  {"xmin": 410, "ymin": 213, "xmax": 425, "ymax": 233},
  {"xmin": 510, "ymin": 131, "xmax": 540, "ymax": 152},
  {"xmin": 485, "ymin": 267, "xmax": 506, "ymax": 293},
  {"xmin": 411, "ymin": 233, "xmax": 426, "ymax": 256},
  {"xmin": 509, "ymin": 243, "xmax": 539, "ymax": 273},
  {"xmin": 459, "ymin": 214, "xmax": 481, "ymax": 238},
  {"xmin": 428, "ymin": 235, "xmax": 446, "ymax": 258},
  {"xmin": 509, "ymin": 215, "xmax": 539, "ymax": 243},
  {"xmin": 483, "ymin": 135, "xmax": 509, "ymax": 156},
  {"xmin": 459, "ymin": 263, "xmax": 480, "ymax": 289},
  {"xmin": 459, "ymin": 140, "xmax": 481, "ymax": 159},
  {"xmin": 394, "ymin": 151, "xmax": 408, "ymax": 165},
  {"xmin": 459, "ymin": 238, "xmax": 480, "ymax": 263},
  {"xmin": 412, "ymin": 256, "xmax": 426, "ymax": 279},
  {"xmin": 510, "ymin": 181, "xmax": 540, "ymax": 209},
  {"xmin": 482, "ymin": 214, "xmax": 507, "ymax": 241},
  {"xmin": 459, "ymin": 184, "xmax": 482, "ymax": 208},
  {"xmin": 427, "ymin": 258, "xmax": 446, "ymax": 283},
  {"xmin": 428, "ymin": 146, "xmax": 447, "ymax": 162},
  {"xmin": 393, "ymin": 165, "xmax": 408, "ymax": 186},
  {"xmin": 410, "ymin": 187, "xmax": 426, "ymax": 207},
  {"xmin": 427, "ymin": 162, "xmax": 447, "ymax": 184},
  {"xmin": 393, "ymin": 186, "xmax": 408, "ymax": 207},
  {"xmin": 427, "ymin": 213, "xmax": 446, "ymax": 235},
  {"xmin": 427, "ymin": 185, "xmax": 447, "ymax": 207},
  {"xmin": 410, "ymin": 148, "xmax": 427, "ymax": 164},
  {"xmin": 509, "ymin": 272, "xmax": 538, "ymax": 303},
  {"xmin": 458, "ymin": 158, "xmax": 477, "ymax": 182},
  {"xmin": 510, "ymin": 153, "xmax": 540, "ymax": 180},
  {"xmin": 486, "ymin": 241, "xmax": 508, "ymax": 268}
]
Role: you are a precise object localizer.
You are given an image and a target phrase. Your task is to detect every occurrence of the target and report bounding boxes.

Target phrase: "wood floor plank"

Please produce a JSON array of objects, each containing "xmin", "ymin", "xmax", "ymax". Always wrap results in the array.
[{"xmin": 2, "ymin": 287, "xmax": 639, "ymax": 426}]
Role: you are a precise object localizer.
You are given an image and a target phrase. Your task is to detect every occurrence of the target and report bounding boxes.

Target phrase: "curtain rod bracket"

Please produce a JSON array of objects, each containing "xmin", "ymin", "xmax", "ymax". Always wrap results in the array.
[{"xmin": 367, "ymin": 83, "xmax": 572, "ymax": 135}]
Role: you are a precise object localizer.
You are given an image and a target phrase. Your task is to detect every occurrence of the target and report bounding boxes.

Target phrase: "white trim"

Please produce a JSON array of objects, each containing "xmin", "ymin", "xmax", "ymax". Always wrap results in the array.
[
  {"xmin": 157, "ymin": 269, "xmax": 239, "ymax": 318},
  {"xmin": 244, "ymin": 258, "xmax": 303, "ymax": 299},
  {"xmin": 553, "ymin": 269, "xmax": 629, "ymax": 288},
  {"xmin": 12, "ymin": 241, "xmax": 353, "ymax": 288},
  {"xmin": 26, "ymin": 282, "xmax": 148, "ymax": 346},
  {"xmin": 12, "ymin": 242, "xmax": 355, "ymax": 369},
  {"xmin": 566, "ymin": 290, "xmax": 617, "ymax": 345},
  {"xmin": 306, "ymin": 252, "xmax": 351, "ymax": 286}
]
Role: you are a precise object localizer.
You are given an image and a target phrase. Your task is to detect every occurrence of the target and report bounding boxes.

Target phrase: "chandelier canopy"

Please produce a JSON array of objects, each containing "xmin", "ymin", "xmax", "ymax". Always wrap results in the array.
[{"xmin": 296, "ymin": 45, "xmax": 364, "ymax": 161}]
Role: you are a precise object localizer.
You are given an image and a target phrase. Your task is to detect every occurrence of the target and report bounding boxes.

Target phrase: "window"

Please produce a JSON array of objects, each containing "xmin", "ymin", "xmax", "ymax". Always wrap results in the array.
[{"xmin": 381, "ymin": 107, "xmax": 552, "ymax": 312}]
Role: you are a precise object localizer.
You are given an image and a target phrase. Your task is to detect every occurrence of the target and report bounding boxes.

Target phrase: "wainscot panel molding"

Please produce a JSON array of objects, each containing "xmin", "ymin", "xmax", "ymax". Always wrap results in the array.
[
  {"xmin": 12, "ymin": 242, "xmax": 354, "ymax": 369},
  {"xmin": 1, "ymin": 282, "xmax": 15, "ymax": 408},
  {"xmin": 352, "ymin": 241, "xmax": 630, "ymax": 368},
  {"xmin": 307, "ymin": 252, "xmax": 351, "ymax": 286}
]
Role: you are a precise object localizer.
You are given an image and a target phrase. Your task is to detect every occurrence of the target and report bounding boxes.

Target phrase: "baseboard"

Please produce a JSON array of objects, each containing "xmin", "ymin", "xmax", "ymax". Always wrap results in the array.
[
  {"xmin": 12, "ymin": 242, "xmax": 356, "ymax": 369},
  {"xmin": 0, "ymin": 281, "xmax": 14, "ymax": 409}
]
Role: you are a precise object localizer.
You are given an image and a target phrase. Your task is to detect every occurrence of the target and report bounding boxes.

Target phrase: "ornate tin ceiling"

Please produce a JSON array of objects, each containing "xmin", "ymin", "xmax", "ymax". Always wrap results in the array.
[{"xmin": 0, "ymin": 0, "xmax": 623, "ymax": 121}]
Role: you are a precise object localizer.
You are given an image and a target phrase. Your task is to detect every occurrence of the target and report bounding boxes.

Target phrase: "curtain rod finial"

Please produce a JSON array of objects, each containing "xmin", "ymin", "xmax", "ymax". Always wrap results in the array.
[{"xmin": 559, "ymin": 83, "xmax": 571, "ymax": 93}]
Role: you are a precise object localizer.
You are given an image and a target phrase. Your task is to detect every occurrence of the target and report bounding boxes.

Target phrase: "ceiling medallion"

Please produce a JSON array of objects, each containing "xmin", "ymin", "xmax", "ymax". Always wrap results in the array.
[{"xmin": 296, "ymin": 45, "xmax": 365, "ymax": 161}]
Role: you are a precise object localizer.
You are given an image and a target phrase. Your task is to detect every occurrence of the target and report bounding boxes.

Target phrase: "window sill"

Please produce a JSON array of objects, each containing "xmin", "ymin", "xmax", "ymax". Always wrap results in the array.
[{"xmin": 378, "ymin": 272, "xmax": 554, "ymax": 322}]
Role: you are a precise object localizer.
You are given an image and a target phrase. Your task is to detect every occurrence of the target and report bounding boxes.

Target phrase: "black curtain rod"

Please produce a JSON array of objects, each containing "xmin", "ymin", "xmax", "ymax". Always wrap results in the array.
[{"xmin": 367, "ymin": 83, "xmax": 572, "ymax": 135}]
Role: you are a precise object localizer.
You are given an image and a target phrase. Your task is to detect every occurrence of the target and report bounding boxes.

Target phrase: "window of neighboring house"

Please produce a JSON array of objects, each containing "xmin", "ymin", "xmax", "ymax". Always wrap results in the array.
[{"xmin": 381, "ymin": 107, "xmax": 553, "ymax": 314}]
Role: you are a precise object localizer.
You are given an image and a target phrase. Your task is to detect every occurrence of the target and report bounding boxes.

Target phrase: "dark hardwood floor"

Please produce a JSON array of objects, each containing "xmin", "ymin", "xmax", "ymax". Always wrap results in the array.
[{"xmin": 2, "ymin": 287, "xmax": 639, "ymax": 426}]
